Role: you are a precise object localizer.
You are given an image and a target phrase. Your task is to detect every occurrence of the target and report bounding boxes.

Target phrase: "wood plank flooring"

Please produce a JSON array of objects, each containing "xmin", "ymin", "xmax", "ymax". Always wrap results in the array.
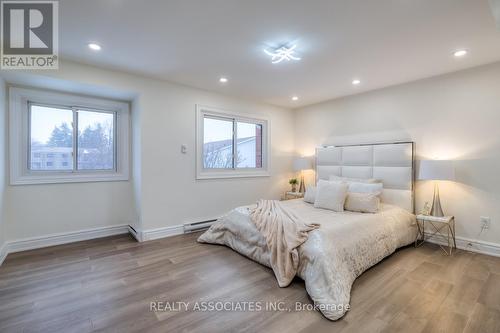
[{"xmin": 0, "ymin": 232, "xmax": 499, "ymax": 333}]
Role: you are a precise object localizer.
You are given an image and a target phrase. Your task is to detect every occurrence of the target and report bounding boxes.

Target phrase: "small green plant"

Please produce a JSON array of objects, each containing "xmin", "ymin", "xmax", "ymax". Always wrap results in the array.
[{"xmin": 289, "ymin": 178, "xmax": 298, "ymax": 185}]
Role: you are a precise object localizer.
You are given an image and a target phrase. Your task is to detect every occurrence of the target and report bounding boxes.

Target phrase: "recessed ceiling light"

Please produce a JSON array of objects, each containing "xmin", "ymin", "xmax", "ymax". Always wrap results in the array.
[
  {"xmin": 88, "ymin": 43, "xmax": 101, "ymax": 51},
  {"xmin": 352, "ymin": 79, "xmax": 361, "ymax": 85},
  {"xmin": 453, "ymin": 49, "xmax": 468, "ymax": 57},
  {"xmin": 219, "ymin": 77, "xmax": 228, "ymax": 83},
  {"xmin": 292, "ymin": 96, "xmax": 299, "ymax": 101}
]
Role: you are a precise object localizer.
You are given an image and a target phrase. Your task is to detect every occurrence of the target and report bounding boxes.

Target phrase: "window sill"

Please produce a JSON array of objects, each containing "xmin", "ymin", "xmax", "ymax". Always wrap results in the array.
[
  {"xmin": 196, "ymin": 170, "xmax": 270, "ymax": 180},
  {"xmin": 10, "ymin": 172, "xmax": 129, "ymax": 185}
]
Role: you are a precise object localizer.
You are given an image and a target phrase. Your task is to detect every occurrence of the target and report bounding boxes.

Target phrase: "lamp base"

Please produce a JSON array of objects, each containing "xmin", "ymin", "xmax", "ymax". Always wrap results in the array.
[
  {"xmin": 298, "ymin": 173, "xmax": 305, "ymax": 193},
  {"xmin": 430, "ymin": 182, "xmax": 444, "ymax": 217}
]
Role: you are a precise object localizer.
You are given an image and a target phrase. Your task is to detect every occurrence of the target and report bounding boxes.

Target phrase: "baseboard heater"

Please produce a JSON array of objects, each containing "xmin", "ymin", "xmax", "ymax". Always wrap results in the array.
[{"xmin": 183, "ymin": 219, "xmax": 217, "ymax": 233}]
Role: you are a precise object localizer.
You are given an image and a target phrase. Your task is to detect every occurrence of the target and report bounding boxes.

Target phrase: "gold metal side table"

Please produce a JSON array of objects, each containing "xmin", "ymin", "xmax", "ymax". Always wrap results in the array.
[{"xmin": 415, "ymin": 214, "xmax": 456, "ymax": 255}]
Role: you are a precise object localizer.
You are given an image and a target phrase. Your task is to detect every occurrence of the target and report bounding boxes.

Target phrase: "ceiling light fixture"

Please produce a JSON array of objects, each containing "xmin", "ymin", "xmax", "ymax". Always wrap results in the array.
[
  {"xmin": 453, "ymin": 49, "xmax": 468, "ymax": 57},
  {"xmin": 219, "ymin": 77, "xmax": 228, "ymax": 83},
  {"xmin": 292, "ymin": 96, "xmax": 299, "ymax": 101},
  {"xmin": 352, "ymin": 79, "xmax": 361, "ymax": 85},
  {"xmin": 88, "ymin": 43, "xmax": 101, "ymax": 51},
  {"xmin": 264, "ymin": 44, "xmax": 301, "ymax": 64}
]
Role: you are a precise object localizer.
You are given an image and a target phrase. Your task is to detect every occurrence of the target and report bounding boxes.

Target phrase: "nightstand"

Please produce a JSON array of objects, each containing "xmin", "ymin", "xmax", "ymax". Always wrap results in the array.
[
  {"xmin": 282, "ymin": 191, "xmax": 304, "ymax": 200},
  {"xmin": 415, "ymin": 214, "xmax": 456, "ymax": 255}
]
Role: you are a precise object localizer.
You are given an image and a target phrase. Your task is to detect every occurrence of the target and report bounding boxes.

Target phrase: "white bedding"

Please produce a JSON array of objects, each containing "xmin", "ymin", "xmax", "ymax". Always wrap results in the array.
[{"xmin": 198, "ymin": 199, "xmax": 417, "ymax": 320}]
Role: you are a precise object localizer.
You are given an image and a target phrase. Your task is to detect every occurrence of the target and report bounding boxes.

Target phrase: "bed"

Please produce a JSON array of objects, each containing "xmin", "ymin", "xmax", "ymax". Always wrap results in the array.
[{"xmin": 198, "ymin": 142, "xmax": 417, "ymax": 320}]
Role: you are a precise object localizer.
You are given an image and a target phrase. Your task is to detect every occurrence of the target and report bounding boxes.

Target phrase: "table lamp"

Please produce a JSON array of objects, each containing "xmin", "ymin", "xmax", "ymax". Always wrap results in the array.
[
  {"xmin": 418, "ymin": 160, "xmax": 455, "ymax": 217},
  {"xmin": 293, "ymin": 157, "xmax": 312, "ymax": 193}
]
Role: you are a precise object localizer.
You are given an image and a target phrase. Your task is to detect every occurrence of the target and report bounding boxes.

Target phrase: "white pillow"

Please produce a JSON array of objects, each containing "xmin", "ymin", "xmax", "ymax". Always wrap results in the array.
[
  {"xmin": 345, "ymin": 193, "xmax": 380, "ymax": 213},
  {"xmin": 347, "ymin": 182, "xmax": 383, "ymax": 196},
  {"xmin": 329, "ymin": 175, "xmax": 381, "ymax": 184},
  {"xmin": 314, "ymin": 180, "xmax": 349, "ymax": 212},
  {"xmin": 304, "ymin": 185, "xmax": 316, "ymax": 203}
]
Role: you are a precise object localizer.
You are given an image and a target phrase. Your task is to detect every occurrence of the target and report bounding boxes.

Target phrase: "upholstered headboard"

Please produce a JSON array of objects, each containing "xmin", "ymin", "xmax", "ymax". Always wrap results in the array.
[{"xmin": 315, "ymin": 142, "xmax": 415, "ymax": 212}]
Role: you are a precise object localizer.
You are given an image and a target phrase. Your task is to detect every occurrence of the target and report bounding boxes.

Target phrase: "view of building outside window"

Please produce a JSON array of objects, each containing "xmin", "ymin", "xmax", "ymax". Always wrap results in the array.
[
  {"xmin": 29, "ymin": 105, "xmax": 114, "ymax": 171},
  {"xmin": 236, "ymin": 122, "xmax": 262, "ymax": 168},
  {"xmin": 30, "ymin": 105, "xmax": 73, "ymax": 171},
  {"xmin": 202, "ymin": 116, "xmax": 262, "ymax": 169},
  {"xmin": 77, "ymin": 110, "xmax": 114, "ymax": 170}
]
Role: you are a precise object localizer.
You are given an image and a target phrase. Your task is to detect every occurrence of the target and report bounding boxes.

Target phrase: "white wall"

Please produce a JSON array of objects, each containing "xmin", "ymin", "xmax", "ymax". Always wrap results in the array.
[
  {"xmin": 135, "ymin": 77, "xmax": 294, "ymax": 230},
  {"xmin": 9, "ymin": 58, "xmax": 498, "ymax": 251},
  {"xmin": 0, "ymin": 78, "xmax": 6, "ymax": 252},
  {"xmin": 295, "ymin": 62, "xmax": 500, "ymax": 247},
  {"xmin": 130, "ymin": 95, "xmax": 142, "ymax": 232},
  {"xmin": 1, "ymin": 60, "xmax": 294, "ymax": 241}
]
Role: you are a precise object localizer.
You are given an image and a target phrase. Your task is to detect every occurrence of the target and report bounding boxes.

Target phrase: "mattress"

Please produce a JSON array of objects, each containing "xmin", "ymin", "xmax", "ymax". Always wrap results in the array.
[{"xmin": 198, "ymin": 199, "xmax": 417, "ymax": 320}]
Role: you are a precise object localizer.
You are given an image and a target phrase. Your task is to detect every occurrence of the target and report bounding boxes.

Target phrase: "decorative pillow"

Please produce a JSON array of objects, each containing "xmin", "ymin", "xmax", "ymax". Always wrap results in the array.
[
  {"xmin": 329, "ymin": 175, "xmax": 381, "ymax": 184},
  {"xmin": 345, "ymin": 192, "xmax": 380, "ymax": 213},
  {"xmin": 347, "ymin": 182, "xmax": 383, "ymax": 196},
  {"xmin": 314, "ymin": 180, "xmax": 349, "ymax": 212},
  {"xmin": 304, "ymin": 185, "xmax": 316, "ymax": 203}
]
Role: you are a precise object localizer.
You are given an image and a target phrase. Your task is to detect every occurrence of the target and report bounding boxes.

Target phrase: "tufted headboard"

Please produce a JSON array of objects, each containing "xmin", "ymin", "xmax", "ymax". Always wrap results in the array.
[{"xmin": 315, "ymin": 142, "xmax": 415, "ymax": 212}]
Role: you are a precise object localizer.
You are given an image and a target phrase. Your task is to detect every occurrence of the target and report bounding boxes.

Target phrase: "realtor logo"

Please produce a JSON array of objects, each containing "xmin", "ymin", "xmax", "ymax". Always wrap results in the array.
[{"xmin": 1, "ymin": 0, "xmax": 58, "ymax": 69}]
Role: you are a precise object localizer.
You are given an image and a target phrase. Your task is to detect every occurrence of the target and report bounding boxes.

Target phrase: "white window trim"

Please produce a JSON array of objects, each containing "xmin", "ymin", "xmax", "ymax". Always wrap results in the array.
[
  {"xmin": 9, "ymin": 87, "xmax": 130, "ymax": 185},
  {"xmin": 196, "ymin": 105, "xmax": 270, "ymax": 180}
]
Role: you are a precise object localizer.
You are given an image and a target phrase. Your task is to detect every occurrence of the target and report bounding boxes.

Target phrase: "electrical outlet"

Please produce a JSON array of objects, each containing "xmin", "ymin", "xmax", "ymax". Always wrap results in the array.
[{"xmin": 480, "ymin": 216, "xmax": 491, "ymax": 229}]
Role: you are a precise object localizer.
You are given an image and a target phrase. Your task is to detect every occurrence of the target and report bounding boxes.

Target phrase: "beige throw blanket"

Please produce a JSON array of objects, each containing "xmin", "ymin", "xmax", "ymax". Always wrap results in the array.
[{"xmin": 250, "ymin": 200, "xmax": 319, "ymax": 287}]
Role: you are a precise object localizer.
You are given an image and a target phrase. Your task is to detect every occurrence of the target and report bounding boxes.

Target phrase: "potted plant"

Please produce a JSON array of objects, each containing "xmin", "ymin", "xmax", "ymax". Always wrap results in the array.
[{"xmin": 289, "ymin": 178, "xmax": 298, "ymax": 192}]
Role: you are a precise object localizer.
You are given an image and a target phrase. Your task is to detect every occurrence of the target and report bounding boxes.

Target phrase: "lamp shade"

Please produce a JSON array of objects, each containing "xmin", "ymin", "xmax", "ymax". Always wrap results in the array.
[
  {"xmin": 418, "ymin": 160, "xmax": 455, "ymax": 181},
  {"xmin": 293, "ymin": 157, "xmax": 312, "ymax": 171}
]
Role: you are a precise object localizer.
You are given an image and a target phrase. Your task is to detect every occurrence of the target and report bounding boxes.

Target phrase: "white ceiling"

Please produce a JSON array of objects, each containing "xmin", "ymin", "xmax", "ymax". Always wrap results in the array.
[{"xmin": 59, "ymin": 0, "xmax": 500, "ymax": 108}]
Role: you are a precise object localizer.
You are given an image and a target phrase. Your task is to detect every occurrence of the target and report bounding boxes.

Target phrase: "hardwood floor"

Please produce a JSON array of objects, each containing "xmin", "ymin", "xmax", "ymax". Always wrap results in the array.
[{"xmin": 0, "ymin": 232, "xmax": 499, "ymax": 333}]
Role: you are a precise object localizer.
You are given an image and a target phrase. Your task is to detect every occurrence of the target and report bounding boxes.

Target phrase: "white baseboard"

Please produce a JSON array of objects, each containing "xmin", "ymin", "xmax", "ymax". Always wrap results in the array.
[
  {"xmin": 140, "ymin": 225, "xmax": 184, "ymax": 241},
  {"xmin": 0, "ymin": 242, "xmax": 8, "ymax": 266},
  {"xmin": 128, "ymin": 225, "xmax": 142, "ymax": 242},
  {"xmin": 424, "ymin": 232, "xmax": 500, "ymax": 257},
  {"xmin": 7, "ymin": 224, "xmax": 130, "ymax": 254},
  {"xmin": 0, "ymin": 223, "xmax": 197, "ymax": 267}
]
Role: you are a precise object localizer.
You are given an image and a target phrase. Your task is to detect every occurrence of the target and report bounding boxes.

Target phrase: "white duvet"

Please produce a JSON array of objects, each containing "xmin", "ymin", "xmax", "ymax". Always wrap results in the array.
[{"xmin": 198, "ymin": 199, "xmax": 417, "ymax": 320}]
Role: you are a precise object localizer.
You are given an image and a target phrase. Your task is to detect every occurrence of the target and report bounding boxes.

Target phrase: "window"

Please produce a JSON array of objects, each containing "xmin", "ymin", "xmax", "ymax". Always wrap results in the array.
[
  {"xmin": 202, "ymin": 116, "xmax": 233, "ymax": 169},
  {"xmin": 30, "ymin": 105, "xmax": 73, "ymax": 171},
  {"xmin": 196, "ymin": 105, "xmax": 268, "ymax": 179},
  {"xmin": 10, "ymin": 87, "xmax": 130, "ymax": 185},
  {"xmin": 236, "ymin": 121, "xmax": 263, "ymax": 168},
  {"xmin": 77, "ymin": 110, "xmax": 114, "ymax": 170},
  {"xmin": 29, "ymin": 104, "xmax": 115, "ymax": 172}
]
